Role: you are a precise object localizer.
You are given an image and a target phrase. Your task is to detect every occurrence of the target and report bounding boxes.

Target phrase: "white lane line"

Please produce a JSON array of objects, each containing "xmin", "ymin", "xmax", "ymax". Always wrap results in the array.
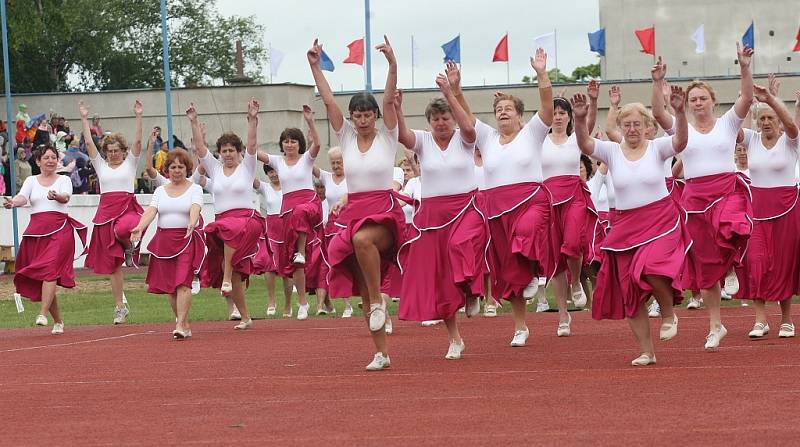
[{"xmin": 0, "ymin": 331, "xmax": 157, "ymax": 353}]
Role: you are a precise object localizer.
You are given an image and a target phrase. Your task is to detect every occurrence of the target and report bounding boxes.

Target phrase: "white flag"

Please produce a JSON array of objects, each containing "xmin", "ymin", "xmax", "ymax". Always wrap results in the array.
[
  {"xmin": 692, "ymin": 25, "xmax": 705, "ymax": 54},
  {"xmin": 533, "ymin": 31, "xmax": 557, "ymax": 60},
  {"xmin": 270, "ymin": 46, "xmax": 285, "ymax": 77},
  {"xmin": 411, "ymin": 35, "xmax": 421, "ymax": 68}
]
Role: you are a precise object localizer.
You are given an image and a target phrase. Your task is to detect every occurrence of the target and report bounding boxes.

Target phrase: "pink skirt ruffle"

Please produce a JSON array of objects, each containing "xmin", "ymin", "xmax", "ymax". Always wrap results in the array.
[
  {"xmin": 276, "ymin": 189, "xmax": 323, "ymax": 277},
  {"xmin": 201, "ymin": 208, "xmax": 264, "ymax": 288},
  {"xmin": 545, "ymin": 175, "xmax": 597, "ymax": 280},
  {"xmin": 146, "ymin": 227, "xmax": 206, "ymax": 294},
  {"xmin": 85, "ymin": 192, "xmax": 143, "ymax": 274}
]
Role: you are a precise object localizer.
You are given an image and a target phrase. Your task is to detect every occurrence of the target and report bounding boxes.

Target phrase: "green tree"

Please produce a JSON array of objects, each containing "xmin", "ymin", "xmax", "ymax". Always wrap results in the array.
[
  {"xmin": 571, "ymin": 62, "xmax": 601, "ymax": 81},
  {"xmin": 522, "ymin": 68, "xmax": 574, "ymax": 84},
  {"xmin": 2, "ymin": 0, "xmax": 265, "ymax": 93}
]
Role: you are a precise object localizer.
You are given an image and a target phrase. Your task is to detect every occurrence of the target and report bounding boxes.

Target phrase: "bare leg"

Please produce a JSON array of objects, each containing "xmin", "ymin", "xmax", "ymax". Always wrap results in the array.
[
  {"xmin": 643, "ymin": 274, "xmax": 675, "ymax": 322},
  {"xmin": 229, "ymin": 272, "xmax": 250, "ymax": 321},
  {"xmin": 176, "ymin": 286, "xmax": 192, "ymax": 330},
  {"xmin": 296, "ymin": 233, "xmax": 308, "ymax": 259},
  {"xmin": 752, "ymin": 299, "xmax": 767, "ymax": 325},
  {"xmin": 702, "ymin": 283, "xmax": 722, "ymax": 331},
  {"xmin": 566, "ymin": 255, "xmax": 583, "ymax": 291},
  {"xmin": 293, "ymin": 268, "xmax": 308, "ymax": 306},
  {"xmin": 48, "ymin": 297, "xmax": 62, "ymax": 324},
  {"xmin": 551, "ymin": 272, "xmax": 570, "ymax": 324},
  {"xmin": 282, "ymin": 277, "xmax": 294, "ymax": 314},
  {"xmin": 352, "ymin": 224, "xmax": 394, "ymax": 353},
  {"xmin": 222, "ymin": 244, "xmax": 234, "ymax": 285},
  {"xmin": 40, "ymin": 281, "xmax": 57, "ymax": 318},
  {"xmin": 316, "ymin": 288, "xmax": 329, "ymax": 312},
  {"xmin": 443, "ymin": 316, "xmax": 462, "ymax": 343},
  {"xmin": 779, "ymin": 299, "xmax": 793, "ymax": 325},
  {"xmin": 627, "ymin": 304, "xmax": 654, "ymax": 357},
  {"xmin": 168, "ymin": 293, "xmax": 178, "ymax": 318},
  {"xmin": 509, "ymin": 296, "xmax": 527, "ymax": 331},
  {"xmin": 265, "ymin": 272, "xmax": 277, "ymax": 309},
  {"xmin": 355, "ymin": 265, "xmax": 387, "ymax": 355},
  {"xmin": 110, "ymin": 268, "xmax": 125, "ymax": 308}
]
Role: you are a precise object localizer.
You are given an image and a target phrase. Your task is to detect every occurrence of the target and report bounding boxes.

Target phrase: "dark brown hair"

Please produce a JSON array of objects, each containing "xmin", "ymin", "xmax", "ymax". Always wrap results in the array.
[
  {"xmin": 279, "ymin": 128, "xmax": 306, "ymax": 154},
  {"xmin": 216, "ymin": 132, "xmax": 243, "ymax": 153},
  {"xmin": 34, "ymin": 144, "xmax": 58, "ymax": 161}
]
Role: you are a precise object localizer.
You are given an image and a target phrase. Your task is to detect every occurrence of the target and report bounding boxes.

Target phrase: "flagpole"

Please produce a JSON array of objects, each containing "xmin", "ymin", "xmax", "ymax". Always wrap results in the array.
[
  {"xmin": 364, "ymin": 0, "xmax": 372, "ymax": 92},
  {"xmin": 160, "ymin": 0, "xmax": 174, "ymax": 150},
  {"xmin": 1, "ymin": 0, "xmax": 19, "ymax": 254},
  {"xmin": 554, "ymin": 28, "xmax": 559, "ymax": 74},
  {"xmin": 411, "ymin": 35, "xmax": 415, "ymax": 89}
]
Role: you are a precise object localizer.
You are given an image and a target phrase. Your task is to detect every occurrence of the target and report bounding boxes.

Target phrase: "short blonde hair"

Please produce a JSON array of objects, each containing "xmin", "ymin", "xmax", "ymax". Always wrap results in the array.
[
  {"xmin": 616, "ymin": 102, "xmax": 649, "ymax": 127},
  {"xmin": 493, "ymin": 94, "xmax": 525, "ymax": 116},
  {"xmin": 686, "ymin": 80, "xmax": 716, "ymax": 103},
  {"xmin": 100, "ymin": 133, "xmax": 129, "ymax": 155}
]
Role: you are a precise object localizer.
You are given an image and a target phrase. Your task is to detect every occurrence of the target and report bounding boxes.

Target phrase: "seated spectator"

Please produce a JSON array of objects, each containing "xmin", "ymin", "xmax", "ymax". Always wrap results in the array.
[{"xmin": 15, "ymin": 147, "xmax": 32, "ymax": 190}]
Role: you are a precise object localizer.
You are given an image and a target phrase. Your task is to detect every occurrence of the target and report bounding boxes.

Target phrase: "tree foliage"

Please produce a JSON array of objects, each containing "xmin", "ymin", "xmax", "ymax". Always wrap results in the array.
[
  {"xmin": 2, "ymin": 0, "xmax": 266, "ymax": 93},
  {"xmin": 521, "ymin": 62, "xmax": 601, "ymax": 84}
]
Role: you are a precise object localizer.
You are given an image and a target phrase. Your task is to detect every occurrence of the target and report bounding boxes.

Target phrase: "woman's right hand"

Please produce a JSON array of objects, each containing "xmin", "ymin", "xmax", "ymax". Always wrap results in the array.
[
  {"xmin": 651, "ymin": 56, "xmax": 666, "ymax": 81},
  {"xmin": 331, "ymin": 197, "xmax": 347, "ymax": 215},
  {"xmin": 186, "ymin": 103, "xmax": 198, "ymax": 122},
  {"xmin": 130, "ymin": 227, "xmax": 142, "ymax": 244},
  {"xmin": 307, "ymin": 39, "xmax": 322, "ymax": 66},
  {"xmin": 3, "ymin": 197, "xmax": 13, "ymax": 209},
  {"xmin": 78, "ymin": 101, "xmax": 90, "ymax": 120}
]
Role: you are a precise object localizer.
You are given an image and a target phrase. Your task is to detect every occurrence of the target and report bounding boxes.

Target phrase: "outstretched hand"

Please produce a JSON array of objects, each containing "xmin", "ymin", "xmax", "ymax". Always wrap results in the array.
[
  {"xmin": 130, "ymin": 227, "xmax": 143, "ymax": 244},
  {"xmin": 587, "ymin": 80, "xmax": 599, "ymax": 101},
  {"xmin": 376, "ymin": 35, "xmax": 396, "ymax": 65},
  {"xmin": 669, "ymin": 85, "xmax": 686, "ymax": 113},
  {"xmin": 133, "ymin": 99, "xmax": 143, "ymax": 116},
  {"xmin": 185, "ymin": 103, "xmax": 198, "ymax": 121},
  {"xmin": 445, "ymin": 61, "xmax": 461, "ymax": 89},
  {"xmin": 530, "ymin": 47, "xmax": 547, "ymax": 74},
  {"xmin": 3, "ymin": 197, "xmax": 14, "ymax": 209},
  {"xmin": 307, "ymin": 39, "xmax": 322, "ymax": 66},
  {"xmin": 651, "ymin": 56, "xmax": 666, "ymax": 81},
  {"xmin": 608, "ymin": 85, "xmax": 622, "ymax": 107},
  {"xmin": 302, "ymin": 104, "xmax": 314, "ymax": 123},
  {"xmin": 435, "ymin": 74, "xmax": 452, "ymax": 95},
  {"xmin": 753, "ymin": 85, "xmax": 772, "ymax": 103},
  {"xmin": 737, "ymin": 42, "xmax": 754, "ymax": 68},
  {"xmin": 393, "ymin": 90, "xmax": 403, "ymax": 108},
  {"xmin": 570, "ymin": 93, "xmax": 589, "ymax": 118},
  {"xmin": 768, "ymin": 73, "xmax": 780, "ymax": 96},
  {"xmin": 78, "ymin": 100, "xmax": 90, "ymax": 120},
  {"xmin": 247, "ymin": 98, "xmax": 260, "ymax": 119}
]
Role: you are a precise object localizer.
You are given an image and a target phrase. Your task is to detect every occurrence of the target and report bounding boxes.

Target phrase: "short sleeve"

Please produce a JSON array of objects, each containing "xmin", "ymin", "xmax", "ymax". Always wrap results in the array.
[
  {"xmin": 784, "ymin": 133, "xmax": 799, "ymax": 154},
  {"xmin": 411, "ymin": 130, "xmax": 426, "ymax": 154},
  {"xmin": 741, "ymin": 128, "xmax": 756, "ymax": 147},
  {"xmin": 381, "ymin": 124, "xmax": 399, "ymax": 143},
  {"xmin": 459, "ymin": 130, "xmax": 476, "ymax": 151},
  {"xmin": 155, "ymin": 173, "xmax": 169, "ymax": 187},
  {"xmin": 200, "ymin": 151, "xmax": 220, "ymax": 178},
  {"xmin": 652, "ymin": 135, "xmax": 677, "ymax": 161},
  {"xmin": 474, "ymin": 119, "xmax": 495, "ymax": 151},
  {"xmin": 190, "ymin": 185, "xmax": 203, "ymax": 206},
  {"xmin": 18, "ymin": 176, "xmax": 34, "ymax": 199},
  {"xmin": 335, "ymin": 119, "xmax": 357, "ymax": 148},
  {"xmin": 319, "ymin": 170, "xmax": 332, "ymax": 188},
  {"xmin": 591, "ymin": 139, "xmax": 618, "ymax": 166},
  {"xmin": 57, "ymin": 176, "xmax": 72, "ymax": 196},
  {"xmin": 149, "ymin": 187, "xmax": 162, "ymax": 208},
  {"xmin": 587, "ymin": 172, "xmax": 603, "ymax": 197},
  {"xmin": 722, "ymin": 107, "xmax": 745, "ymax": 134},
  {"xmin": 242, "ymin": 151, "xmax": 257, "ymax": 177},
  {"xmin": 525, "ymin": 113, "xmax": 551, "ymax": 145},
  {"xmin": 393, "ymin": 167, "xmax": 405, "ymax": 186}
]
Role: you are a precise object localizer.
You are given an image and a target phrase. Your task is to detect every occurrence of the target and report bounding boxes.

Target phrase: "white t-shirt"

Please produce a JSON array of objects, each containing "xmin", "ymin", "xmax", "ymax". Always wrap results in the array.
[
  {"xmin": 154, "ymin": 169, "xmax": 204, "ymax": 188},
  {"xmin": 257, "ymin": 182, "xmax": 282, "ymax": 216},
  {"xmin": 267, "ymin": 152, "xmax": 315, "ymax": 194},
  {"xmin": 335, "ymin": 120, "xmax": 399, "ymax": 193},
  {"xmin": 91, "ymin": 152, "xmax": 140, "ymax": 193},
  {"xmin": 200, "ymin": 151, "xmax": 257, "ymax": 213},
  {"xmin": 402, "ymin": 176, "xmax": 422, "ymax": 223},
  {"xmin": 411, "ymin": 129, "xmax": 476, "ymax": 197},
  {"xmin": 319, "ymin": 170, "xmax": 348, "ymax": 210},
  {"xmin": 742, "ymin": 128, "xmax": 800, "ymax": 188},
  {"xmin": 541, "ymin": 133, "xmax": 581, "ymax": 179},
  {"xmin": 587, "ymin": 172, "xmax": 615, "ymax": 212},
  {"xmin": 475, "ymin": 114, "xmax": 551, "ymax": 189},
  {"xmin": 677, "ymin": 108, "xmax": 745, "ymax": 180},
  {"xmin": 149, "ymin": 183, "xmax": 204, "ymax": 228},
  {"xmin": 19, "ymin": 175, "xmax": 72, "ymax": 214},
  {"xmin": 393, "ymin": 167, "xmax": 405, "ymax": 188},
  {"xmin": 474, "ymin": 165, "xmax": 486, "ymax": 191},
  {"xmin": 591, "ymin": 136, "xmax": 676, "ymax": 210},
  {"xmin": 321, "ymin": 199, "xmax": 330, "ymax": 225}
]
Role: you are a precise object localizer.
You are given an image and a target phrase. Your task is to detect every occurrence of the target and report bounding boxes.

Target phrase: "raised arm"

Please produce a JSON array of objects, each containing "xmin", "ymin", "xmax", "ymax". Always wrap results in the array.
[
  {"xmin": 246, "ymin": 98, "xmax": 260, "ymax": 155},
  {"xmin": 650, "ymin": 57, "xmax": 674, "ymax": 131},
  {"xmin": 437, "ymin": 73, "xmax": 475, "ymax": 143},
  {"xmin": 144, "ymin": 127, "xmax": 159, "ymax": 178},
  {"xmin": 605, "ymin": 86, "xmax": 623, "ymax": 143},
  {"xmin": 531, "ymin": 48, "xmax": 553, "ymax": 126},
  {"xmin": 447, "ymin": 61, "xmax": 475, "ymax": 126},
  {"xmin": 185, "ymin": 103, "xmax": 208, "ymax": 159},
  {"xmin": 78, "ymin": 101, "xmax": 99, "ymax": 159},
  {"xmin": 586, "ymin": 80, "xmax": 599, "ymax": 133},
  {"xmin": 394, "ymin": 90, "xmax": 417, "ymax": 150},
  {"xmin": 132, "ymin": 99, "xmax": 143, "ymax": 157},
  {"xmin": 302, "ymin": 104, "xmax": 321, "ymax": 159},
  {"xmin": 754, "ymin": 85, "xmax": 799, "ymax": 140},
  {"xmin": 376, "ymin": 35, "xmax": 398, "ymax": 130},
  {"xmin": 668, "ymin": 85, "xmax": 689, "ymax": 153},
  {"xmin": 570, "ymin": 93, "xmax": 595, "ymax": 156},
  {"xmin": 307, "ymin": 39, "xmax": 344, "ymax": 132},
  {"xmin": 734, "ymin": 42, "xmax": 755, "ymax": 119}
]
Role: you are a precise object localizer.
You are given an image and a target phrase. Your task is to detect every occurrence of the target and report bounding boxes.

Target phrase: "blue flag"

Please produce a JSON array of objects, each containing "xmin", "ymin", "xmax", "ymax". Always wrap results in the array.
[
  {"xmin": 441, "ymin": 35, "xmax": 461, "ymax": 63},
  {"xmin": 320, "ymin": 49, "xmax": 335, "ymax": 72},
  {"xmin": 742, "ymin": 21, "xmax": 754, "ymax": 49},
  {"xmin": 588, "ymin": 28, "xmax": 605, "ymax": 56}
]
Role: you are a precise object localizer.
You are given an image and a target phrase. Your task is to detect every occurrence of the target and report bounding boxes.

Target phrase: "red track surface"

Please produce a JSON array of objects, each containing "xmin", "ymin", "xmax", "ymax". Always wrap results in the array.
[{"xmin": 1, "ymin": 306, "xmax": 798, "ymax": 446}]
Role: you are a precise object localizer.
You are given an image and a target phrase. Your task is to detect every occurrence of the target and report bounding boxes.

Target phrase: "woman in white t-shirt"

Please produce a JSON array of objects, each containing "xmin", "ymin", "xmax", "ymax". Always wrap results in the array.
[
  {"xmin": 734, "ymin": 85, "xmax": 799, "ymax": 339},
  {"xmin": 130, "ymin": 148, "xmax": 204, "ymax": 340},
  {"xmin": 455, "ymin": 49, "xmax": 554, "ymax": 348},
  {"xmin": 572, "ymin": 85, "xmax": 690, "ymax": 366},
  {"xmin": 186, "ymin": 99, "xmax": 263, "ymax": 330},
  {"xmin": 5, "ymin": 145, "xmax": 87, "ymax": 335},
  {"xmin": 79, "ymin": 99, "xmax": 144, "ymax": 325},
  {"xmin": 651, "ymin": 45, "xmax": 754, "ymax": 350},
  {"xmin": 308, "ymin": 36, "xmax": 404, "ymax": 371}
]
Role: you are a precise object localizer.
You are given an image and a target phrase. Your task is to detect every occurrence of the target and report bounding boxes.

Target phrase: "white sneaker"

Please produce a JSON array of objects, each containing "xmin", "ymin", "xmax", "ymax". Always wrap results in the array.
[
  {"xmin": 686, "ymin": 297, "xmax": 703, "ymax": 310},
  {"xmin": 234, "ymin": 319, "xmax": 253, "ymax": 330},
  {"xmin": 220, "ymin": 281, "xmax": 232, "ymax": 293},
  {"xmin": 342, "ymin": 307, "xmax": 353, "ymax": 318},
  {"xmin": 704, "ymin": 324, "xmax": 728, "ymax": 350},
  {"xmin": 648, "ymin": 301, "xmax": 661, "ymax": 318},
  {"xmin": 510, "ymin": 328, "xmax": 530, "ymax": 347},
  {"xmin": 748, "ymin": 322, "xmax": 769, "ymax": 338},
  {"xmin": 723, "ymin": 271, "xmax": 739, "ymax": 295},
  {"xmin": 297, "ymin": 303, "xmax": 309, "ymax": 320},
  {"xmin": 292, "ymin": 252, "xmax": 306, "ymax": 265},
  {"xmin": 51, "ymin": 322, "xmax": 64, "ymax": 335},
  {"xmin": 365, "ymin": 352, "xmax": 391, "ymax": 371},
  {"xmin": 465, "ymin": 297, "xmax": 480, "ymax": 318},
  {"xmin": 35, "ymin": 314, "xmax": 48, "ymax": 326},
  {"xmin": 720, "ymin": 290, "xmax": 732, "ymax": 300},
  {"xmin": 385, "ymin": 318, "xmax": 393, "ymax": 335},
  {"xmin": 191, "ymin": 279, "xmax": 201, "ymax": 295},
  {"xmin": 571, "ymin": 284, "xmax": 587, "ymax": 309},
  {"xmin": 522, "ymin": 277, "xmax": 538, "ymax": 299},
  {"xmin": 557, "ymin": 313, "xmax": 572, "ymax": 337},
  {"xmin": 779, "ymin": 323, "xmax": 795, "ymax": 338},
  {"xmin": 113, "ymin": 306, "xmax": 129, "ymax": 324},
  {"xmin": 368, "ymin": 303, "xmax": 386, "ymax": 332},
  {"xmin": 266, "ymin": 306, "xmax": 276, "ymax": 316},
  {"xmin": 533, "ymin": 282, "xmax": 546, "ymax": 303},
  {"xmin": 535, "ymin": 302, "xmax": 550, "ymax": 313},
  {"xmin": 631, "ymin": 353, "xmax": 656, "ymax": 366},
  {"xmin": 229, "ymin": 309, "xmax": 242, "ymax": 321},
  {"xmin": 483, "ymin": 302, "xmax": 497, "ymax": 317},
  {"xmin": 421, "ymin": 320, "xmax": 443, "ymax": 327},
  {"xmin": 659, "ymin": 314, "xmax": 678, "ymax": 341},
  {"xmin": 445, "ymin": 340, "xmax": 465, "ymax": 360}
]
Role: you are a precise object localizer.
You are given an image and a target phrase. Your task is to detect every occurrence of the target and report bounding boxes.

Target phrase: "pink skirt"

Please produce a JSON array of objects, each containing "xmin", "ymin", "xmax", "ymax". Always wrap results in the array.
[
  {"xmin": 146, "ymin": 227, "xmax": 206, "ymax": 294},
  {"xmin": 681, "ymin": 172, "xmax": 753, "ymax": 290},
  {"xmin": 85, "ymin": 192, "xmax": 144, "ymax": 274},
  {"xmin": 304, "ymin": 228, "xmax": 326, "ymax": 292},
  {"xmin": 326, "ymin": 190, "xmax": 407, "ymax": 299},
  {"xmin": 260, "ymin": 214, "xmax": 282, "ymax": 274},
  {"xmin": 276, "ymin": 189, "xmax": 323, "ymax": 277},
  {"xmin": 484, "ymin": 182, "xmax": 553, "ymax": 300},
  {"xmin": 593, "ymin": 196, "xmax": 691, "ymax": 320},
  {"xmin": 589, "ymin": 210, "xmax": 612, "ymax": 265},
  {"xmin": 545, "ymin": 175, "xmax": 597, "ymax": 280},
  {"xmin": 735, "ymin": 185, "xmax": 800, "ymax": 301},
  {"xmin": 399, "ymin": 191, "xmax": 488, "ymax": 321},
  {"xmin": 201, "ymin": 208, "xmax": 264, "ymax": 288},
  {"xmin": 14, "ymin": 212, "xmax": 87, "ymax": 301},
  {"xmin": 666, "ymin": 177, "xmax": 685, "ymax": 203}
]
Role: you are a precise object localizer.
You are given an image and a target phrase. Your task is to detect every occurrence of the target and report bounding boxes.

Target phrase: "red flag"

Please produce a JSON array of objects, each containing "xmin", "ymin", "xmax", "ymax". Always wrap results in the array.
[
  {"xmin": 793, "ymin": 28, "xmax": 800, "ymax": 52},
  {"xmin": 492, "ymin": 34, "xmax": 509, "ymax": 62},
  {"xmin": 635, "ymin": 27, "xmax": 655, "ymax": 55},
  {"xmin": 343, "ymin": 38, "xmax": 364, "ymax": 65}
]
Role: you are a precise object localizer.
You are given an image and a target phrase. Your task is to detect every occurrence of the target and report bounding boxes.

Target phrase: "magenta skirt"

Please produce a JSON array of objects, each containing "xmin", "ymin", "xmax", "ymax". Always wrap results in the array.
[
  {"xmin": 398, "ymin": 190, "xmax": 488, "ymax": 321},
  {"xmin": 666, "ymin": 177, "xmax": 685, "ymax": 203},
  {"xmin": 14, "ymin": 212, "xmax": 87, "ymax": 301},
  {"xmin": 589, "ymin": 210, "xmax": 612, "ymax": 265},
  {"xmin": 681, "ymin": 172, "xmax": 753, "ymax": 290},
  {"xmin": 85, "ymin": 192, "xmax": 144, "ymax": 274},
  {"xmin": 276, "ymin": 189, "xmax": 323, "ymax": 277},
  {"xmin": 146, "ymin": 227, "xmax": 206, "ymax": 294},
  {"xmin": 593, "ymin": 196, "xmax": 691, "ymax": 320},
  {"xmin": 735, "ymin": 185, "xmax": 800, "ymax": 301},
  {"xmin": 304, "ymin": 227, "xmax": 326, "ymax": 292},
  {"xmin": 326, "ymin": 190, "xmax": 407, "ymax": 299},
  {"xmin": 545, "ymin": 175, "xmax": 597, "ymax": 280},
  {"xmin": 201, "ymin": 208, "xmax": 264, "ymax": 288},
  {"xmin": 484, "ymin": 182, "xmax": 553, "ymax": 300}
]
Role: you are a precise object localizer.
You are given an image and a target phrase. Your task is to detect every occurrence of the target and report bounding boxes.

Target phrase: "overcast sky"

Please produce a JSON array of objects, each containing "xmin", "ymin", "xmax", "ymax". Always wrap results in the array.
[{"xmin": 217, "ymin": 0, "xmax": 600, "ymax": 91}]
